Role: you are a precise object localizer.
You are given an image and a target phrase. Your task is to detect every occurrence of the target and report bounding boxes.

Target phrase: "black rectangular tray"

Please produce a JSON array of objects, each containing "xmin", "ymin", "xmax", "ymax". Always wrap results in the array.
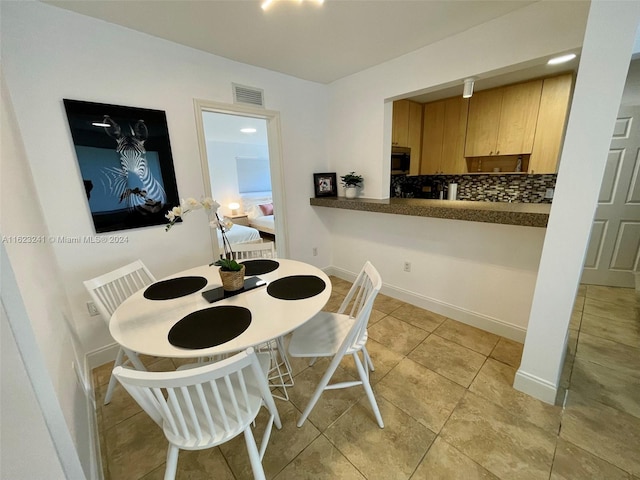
[{"xmin": 201, "ymin": 277, "xmax": 266, "ymax": 303}]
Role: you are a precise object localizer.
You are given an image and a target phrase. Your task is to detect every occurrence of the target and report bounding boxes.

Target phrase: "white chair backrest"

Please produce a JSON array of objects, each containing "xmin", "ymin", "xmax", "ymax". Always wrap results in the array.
[
  {"xmin": 83, "ymin": 260, "xmax": 156, "ymax": 323},
  {"xmin": 233, "ymin": 241, "xmax": 276, "ymax": 260},
  {"xmin": 337, "ymin": 261, "xmax": 382, "ymax": 352},
  {"xmin": 113, "ymin": 347, "xmax": 274, "ymax": 447}
]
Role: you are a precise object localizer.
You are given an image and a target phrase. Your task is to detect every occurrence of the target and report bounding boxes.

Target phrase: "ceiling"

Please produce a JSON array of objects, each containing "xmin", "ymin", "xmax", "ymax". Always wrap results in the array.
[
  {"xmin": 44, "ymin": 0, "xmax": 539, "ymax": 85},
  {"xmin": 202, "ymin": 112, "xmax": 268, "ymax": 145}
]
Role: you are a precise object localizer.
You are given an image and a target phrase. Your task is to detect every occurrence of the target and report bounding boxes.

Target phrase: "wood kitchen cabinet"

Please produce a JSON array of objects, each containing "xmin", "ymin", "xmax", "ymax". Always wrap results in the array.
[
  {"xmin": 421, "ymin": 96, "xmax": 468, "ymax": 174},
  {"xmin": 529, "ymin": 73, "xmax": 573, "ymax": 173},
  {"xmin": 392, "ymin": 99, "xmax": 423, "ymax": 174},
  {"xmin": 464, "ymin": 79, "xmax": 543, "ymax": 157}
]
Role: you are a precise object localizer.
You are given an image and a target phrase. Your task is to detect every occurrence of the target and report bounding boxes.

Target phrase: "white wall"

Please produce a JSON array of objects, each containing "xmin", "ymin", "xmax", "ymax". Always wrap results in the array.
[
  {"xmin": 322, "ymin": 1, "xmax": 589, "ymax": 339},
  {"xmin": 325, "ymin": 209, "xmax": 546, "ymax": 340},
  {"xmin": 1, "ymin": 1, "xmax": 330, "ymax": 354},
  {"xmin": 1, "ymin": 76, "xmax": 92, "ymax": 477},
  {"xmin": 1, "ymin": 303, "xmax": 67, "ymax": 480}
]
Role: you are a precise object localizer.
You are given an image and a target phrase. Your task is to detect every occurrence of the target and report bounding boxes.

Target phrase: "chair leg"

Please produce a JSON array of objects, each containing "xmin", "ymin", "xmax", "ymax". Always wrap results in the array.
[
  {"xmin": 353, "ymin": 352, "xmax": 384, "ymax": 428},
  {"xmin": 124, "ymin": 347, "xmax": 147, "ymax": 371},
  {"xmin": 164, "ymin": 445, "xmax": 179, "ymax": 480},
  {"xmin": 104, "ymin": 348, "xmax": 126, "ymax": 405},
  {"xmin": 297, "ymin": 356, "xmax": 340, "ymax": 427},
  {"xmin": 363, "ymin": 346, "xmax": 375, "ymax": 372},
  {"xmin": 243, "ymin": 426, "xmax": 266, "ymax": 480}
]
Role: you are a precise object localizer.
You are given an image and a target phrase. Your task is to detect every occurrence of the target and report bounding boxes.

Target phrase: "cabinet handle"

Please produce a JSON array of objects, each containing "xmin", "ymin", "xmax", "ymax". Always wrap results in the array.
[
  {"xmin": 489, "ymin": 151, "xmax": 493, "ymax": 156},
  {"xmin": 496, "ymin": 150, "xmax": 500, "ymax": 155}
]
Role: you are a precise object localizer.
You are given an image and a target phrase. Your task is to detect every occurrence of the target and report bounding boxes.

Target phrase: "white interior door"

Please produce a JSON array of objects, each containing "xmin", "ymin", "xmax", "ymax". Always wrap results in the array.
[{"xmin": 582, "ymin": 105, "xmax": 640, "ymax": 287}]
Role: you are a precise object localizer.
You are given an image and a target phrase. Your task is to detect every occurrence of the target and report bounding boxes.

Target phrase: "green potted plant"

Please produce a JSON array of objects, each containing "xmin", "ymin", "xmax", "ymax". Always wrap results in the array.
[{"xmin": 340, "ymin": 172, "xmax": 363, "ymax": 199}]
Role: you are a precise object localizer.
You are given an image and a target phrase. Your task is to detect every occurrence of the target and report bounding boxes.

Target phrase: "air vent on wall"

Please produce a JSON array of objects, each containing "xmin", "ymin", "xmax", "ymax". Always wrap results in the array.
[{"xmin": 232, "ymin": 83, "xmax": 265, "ymax": 107}]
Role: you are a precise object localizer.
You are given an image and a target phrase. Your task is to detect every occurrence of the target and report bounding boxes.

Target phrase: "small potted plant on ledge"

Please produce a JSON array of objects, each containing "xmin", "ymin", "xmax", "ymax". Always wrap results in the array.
[{"xmin": 340, "ymin": 172, "xmax": 363, "ymax": 199}]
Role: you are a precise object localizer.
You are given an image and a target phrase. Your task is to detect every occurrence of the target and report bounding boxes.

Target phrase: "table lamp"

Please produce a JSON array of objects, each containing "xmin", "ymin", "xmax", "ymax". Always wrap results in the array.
[{"xmin": 229, "ymin": 202, "xmax": 240, "ymax": 216}]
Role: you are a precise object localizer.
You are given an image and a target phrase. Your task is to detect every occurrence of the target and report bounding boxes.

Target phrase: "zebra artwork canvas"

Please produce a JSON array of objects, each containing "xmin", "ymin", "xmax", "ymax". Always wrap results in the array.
[{"xmin": 64, "ymin": 99, "xmax": 180, "ymax": 233}]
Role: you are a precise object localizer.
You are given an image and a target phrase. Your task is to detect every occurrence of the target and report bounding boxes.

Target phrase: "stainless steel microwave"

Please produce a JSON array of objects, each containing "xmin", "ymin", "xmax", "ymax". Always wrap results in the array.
[{"xmin": 391, "ymin": 146, "xmax": 411, "ymax": 175}]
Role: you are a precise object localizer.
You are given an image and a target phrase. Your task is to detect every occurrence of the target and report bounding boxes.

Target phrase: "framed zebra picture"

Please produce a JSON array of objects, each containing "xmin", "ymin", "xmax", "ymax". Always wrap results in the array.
[{"xmin": 63, "ymin": 99, "xmax": 180, "ymax": 233}]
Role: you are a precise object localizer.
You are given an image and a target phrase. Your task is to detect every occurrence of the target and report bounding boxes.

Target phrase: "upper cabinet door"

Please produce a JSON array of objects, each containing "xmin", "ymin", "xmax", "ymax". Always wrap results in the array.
[
  {"xmin": 497, "ymin": 79, "xmax": 542, "ymax": 155},
  {"xmin": 407, "ymin": 101, "xmax": 423, "ymax": 175},
  {"xmin": 421, "ymin": 97, "xmax": 469, "ymax": 174},
  {"xmin": 392, "ymin": 100, "xmax": 410, "ymax": 146},
  {"xmin": 464, "ymin": 88, "xmax": 502, "ymax": 157},
  {"xmin": 529, "ymin": 74, "xmax": 573, "ymax": 173},
  {"xmin": 421, "ymin": 100, "xmax": 446, "ymax": 174},
  {"xmin": 440, "ymin": 96, "xmax": 469, "ymax": 174},
  {"xmin": 464, "ymin": 79, "xmax": 542, "ymax": 157}
]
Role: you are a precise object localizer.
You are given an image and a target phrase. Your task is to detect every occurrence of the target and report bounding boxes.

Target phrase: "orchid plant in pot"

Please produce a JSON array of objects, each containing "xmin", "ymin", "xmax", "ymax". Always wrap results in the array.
[
  {"xmin": 340, "ymin": 172, "xmax": 363, "ymax": 199},
  {"xmin": 165, "ymin": 197, "xmax": 245, "ymax": 291}
]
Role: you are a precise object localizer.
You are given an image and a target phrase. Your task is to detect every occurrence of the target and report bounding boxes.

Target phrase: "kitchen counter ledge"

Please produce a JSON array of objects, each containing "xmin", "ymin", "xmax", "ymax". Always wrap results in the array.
[{"xmin": 309, "ymin": 197, "xmax": 550, "ymax": 228}]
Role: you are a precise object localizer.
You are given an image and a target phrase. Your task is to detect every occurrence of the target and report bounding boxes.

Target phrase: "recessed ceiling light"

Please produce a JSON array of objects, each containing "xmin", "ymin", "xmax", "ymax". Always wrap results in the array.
[
  {"xmin": 548, "ymin": 53, "xmax": 576, "ymax": 65},
  {"xmin": 240, "ymin": 128, "xmax": 257, "ymax": 134},
  {"xmin": 91, "ymin": 122, "xmax": 111, "ymax": 128},
  {"xmin": 262, "ymin": 0, "xmax": 323, "ymax": 10}
]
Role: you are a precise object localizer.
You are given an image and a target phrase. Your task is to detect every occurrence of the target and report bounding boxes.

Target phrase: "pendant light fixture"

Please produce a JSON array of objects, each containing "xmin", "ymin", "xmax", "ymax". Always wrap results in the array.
[{"xmin": 463, "ymin": 78, "xmax": 476, "ymax": 98}]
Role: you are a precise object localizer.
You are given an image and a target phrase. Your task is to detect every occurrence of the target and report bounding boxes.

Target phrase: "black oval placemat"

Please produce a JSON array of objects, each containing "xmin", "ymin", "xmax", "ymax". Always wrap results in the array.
[
  {"xmin": 267, "ymin": 275, "xmax": 326, "ymax": 300},
  {"xmin": 144, "ymin": 276, "xmax": 208, "ymax": 300},
  {"xmin": 168, "ymin": 306, "xmax": 252, "ymax": 349},
  {"xmin": 241, "ymin": 259, "xmax": 280, "ymax": 276}
]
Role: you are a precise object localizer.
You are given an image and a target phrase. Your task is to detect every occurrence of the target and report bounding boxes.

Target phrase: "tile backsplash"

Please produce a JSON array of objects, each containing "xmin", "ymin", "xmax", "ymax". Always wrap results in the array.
[{"xmin": 390, "ymin": 174, "xmax": 557, "ymax": 203}]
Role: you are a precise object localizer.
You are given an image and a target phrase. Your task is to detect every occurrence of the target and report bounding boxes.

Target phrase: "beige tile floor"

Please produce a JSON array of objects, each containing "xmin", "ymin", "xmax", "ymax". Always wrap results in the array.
[{"xmin": 92, "ymin": 279, "xmax": 640, "ymax": 480}]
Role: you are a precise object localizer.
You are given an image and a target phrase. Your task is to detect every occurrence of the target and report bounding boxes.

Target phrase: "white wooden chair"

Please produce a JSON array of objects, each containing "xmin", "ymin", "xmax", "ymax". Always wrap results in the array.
[
  {"xmin": 232, "ymin": 241, "xmax": 275, "ymax": 260},
  {"xmin": 288, "ymin": 261, "xmax": 384, "ymax": 428},
  {"xmin": 231, "ymin": 241, "xmax": 293, "ymax": 400},
  {"xmin": 83, "ymin": 259, "xmax": 156, "ymax": 404},
  {"xmin": 113, "ymin": 347, "xmax": 281, "ymax": 480}
]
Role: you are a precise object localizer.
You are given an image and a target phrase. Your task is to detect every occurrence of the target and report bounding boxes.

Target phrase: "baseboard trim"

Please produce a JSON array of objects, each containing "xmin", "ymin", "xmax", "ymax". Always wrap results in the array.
[
  {"xmin": 325, "ymin": 266, "xmax": 526, "ymax": 342},
  {"xmin": 82, "ymin": 355, "xmax": 102, "ymax": 480},
  {"xmin": 86, "ymin": 342, "xmax": 119, "ymax": 370},
  {"xmin": 513, "ymin": 369, "xmax": 558, "ymax": 405}
]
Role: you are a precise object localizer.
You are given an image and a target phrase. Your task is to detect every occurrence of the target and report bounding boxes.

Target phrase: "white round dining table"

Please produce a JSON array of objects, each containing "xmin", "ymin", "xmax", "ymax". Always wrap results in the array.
[{"xmin": 109, "ymin": 259, "xmax": 332, "ymax": 358}]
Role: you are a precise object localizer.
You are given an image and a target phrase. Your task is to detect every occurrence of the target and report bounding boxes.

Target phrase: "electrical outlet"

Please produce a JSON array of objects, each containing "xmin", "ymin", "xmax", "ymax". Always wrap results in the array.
[
  {"xmin": 545, "ymin": 188, "xmax": 555, "ymax": 199},
  {"xmin": 86, "ymin": 301, "xmax": 99, "ymax": 316},
  {"xmin": 403, "ymin": 261, "xmax": 411, "ymax": 272},
  {"xmin": 312, "ymin": 247, "xmax": 318, "ymax": 256}
]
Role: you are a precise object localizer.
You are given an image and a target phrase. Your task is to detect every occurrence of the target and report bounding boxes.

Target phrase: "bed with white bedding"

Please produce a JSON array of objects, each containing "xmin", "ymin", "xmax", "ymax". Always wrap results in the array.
[
  {"xmin": 217, "ymin": 223, "xmax": 261, "ymax": 245},
  {"xmin": 241, "ymin": 191, "xmax": 276, "ymax": 236},
  {"xmin": 248, "ymin": 214, "xmax": 275, "ymax": 235}
]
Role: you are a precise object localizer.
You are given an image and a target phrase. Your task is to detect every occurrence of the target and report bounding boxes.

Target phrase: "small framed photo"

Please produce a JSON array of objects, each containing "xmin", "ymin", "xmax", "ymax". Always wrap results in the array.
[{"xmin": 313, "ymin": 173, "xmax": 337, "ymax": 197}]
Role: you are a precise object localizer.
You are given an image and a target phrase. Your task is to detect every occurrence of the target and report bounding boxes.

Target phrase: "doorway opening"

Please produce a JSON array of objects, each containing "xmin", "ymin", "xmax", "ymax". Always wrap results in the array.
[
  {"xmin": 194, "ymin": 99, "xmax": 287, "ymax": 260},
  {"xmin": 581, "ymin": 58, "xmax": 640, "ymax": 289}
]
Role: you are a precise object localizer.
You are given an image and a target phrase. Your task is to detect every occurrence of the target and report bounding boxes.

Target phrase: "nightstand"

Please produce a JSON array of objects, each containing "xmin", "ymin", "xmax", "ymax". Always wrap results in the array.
[{"xmin": 227, "ymin": 214, "xmax": 249, "ymax": 226}]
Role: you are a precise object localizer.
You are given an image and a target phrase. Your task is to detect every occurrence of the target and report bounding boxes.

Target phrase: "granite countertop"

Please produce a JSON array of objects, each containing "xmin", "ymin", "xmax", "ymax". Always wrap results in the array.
[{"xmin": 309, "ymin": 197, "xmax": 551, "ymax": 227}]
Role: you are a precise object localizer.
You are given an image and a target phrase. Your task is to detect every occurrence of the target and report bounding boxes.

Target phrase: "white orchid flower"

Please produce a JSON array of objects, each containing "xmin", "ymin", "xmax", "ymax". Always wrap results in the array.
[
  {"xmin": 201, "ymin": 197, "xmax": 220, "ymax": 211},
  {"xmin": 222, "ymin": 219, "xmax": 234, "ymax": 231},
  {"xmin": 181, "ymin": 197, "xmax": 202, "ymax": 210},
  {"xmin": 171, "ymin": 206, "xmax": 183, "ymax": 217},
  {"xmin": 165, "ymin": 211, "xmax": 176, "ymax": 221}
]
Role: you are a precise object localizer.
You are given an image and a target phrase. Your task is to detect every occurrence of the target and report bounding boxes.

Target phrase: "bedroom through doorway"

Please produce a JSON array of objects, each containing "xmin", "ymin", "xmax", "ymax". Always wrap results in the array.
[{"xmin": 194, "ymin": 100, "xmax": 287, "ymax": 260}]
